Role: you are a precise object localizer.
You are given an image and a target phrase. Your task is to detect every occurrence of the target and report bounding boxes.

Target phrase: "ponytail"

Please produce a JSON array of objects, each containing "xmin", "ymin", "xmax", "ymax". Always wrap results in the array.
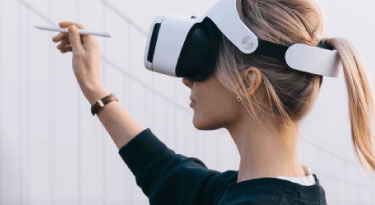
[{"xmin": 326, "ymin": 38, "xmax": 375, "ymax": 174}]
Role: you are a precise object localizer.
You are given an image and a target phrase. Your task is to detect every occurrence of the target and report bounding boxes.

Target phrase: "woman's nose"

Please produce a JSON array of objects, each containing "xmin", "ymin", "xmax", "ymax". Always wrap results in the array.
[{"xmin": 182, "ymin": 77, "xmax": 193, "ymax": 89}]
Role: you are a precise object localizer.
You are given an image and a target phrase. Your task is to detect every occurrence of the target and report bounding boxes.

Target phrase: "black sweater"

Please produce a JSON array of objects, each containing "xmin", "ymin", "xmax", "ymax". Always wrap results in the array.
[{"xmin": 119, "ymin": 128, "xmax": 327, "ymax": 205}]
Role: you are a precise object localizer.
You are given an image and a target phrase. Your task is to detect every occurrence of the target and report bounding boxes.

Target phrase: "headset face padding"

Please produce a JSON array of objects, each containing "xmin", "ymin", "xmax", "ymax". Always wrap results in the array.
[{"xmin": 176, "ymin": 18, "xmax": 222, "ymax": 82}]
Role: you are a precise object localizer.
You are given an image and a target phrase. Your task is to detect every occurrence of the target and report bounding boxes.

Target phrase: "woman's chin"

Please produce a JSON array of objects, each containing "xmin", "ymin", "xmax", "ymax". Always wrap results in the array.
[
  {"xmin": 192, "ymin": 115, "xmax": 220, "ymax": 130},
  {"xmin": 192, "ymin": 115, "xmax": 206, "ymax": 130}
]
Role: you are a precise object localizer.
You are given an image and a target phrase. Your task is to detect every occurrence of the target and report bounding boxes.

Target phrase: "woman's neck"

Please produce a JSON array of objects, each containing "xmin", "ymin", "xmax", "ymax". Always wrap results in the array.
[{"xmin": 226, "ymin": 116, "xmax": 306, "ymax": 183}]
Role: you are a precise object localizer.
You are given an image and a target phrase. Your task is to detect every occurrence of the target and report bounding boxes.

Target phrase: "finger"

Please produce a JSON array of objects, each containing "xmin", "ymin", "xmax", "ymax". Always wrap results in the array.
[
  {"xmin": 68, "ymin": 25, "xmax": 85, "ymax": 54},
  {"xmin": 57, "ymin": 38, "xmax": 69, "ymax": 50},
  {"xmin": 60, "ymin": 45, "xmax": 73, "ymax": 53},
  {"xmin": 52, "ymin": 32, "xmax": 67, "ymax": 43},
  {"xmin": 80, "ymin": 34, "xmax": 90, "ymax": 45},
  {"xmin": 59, "ymin": 21, "xmax": 86, "ymax": 29},
  {"xmin": 56, "ymin": 38, "xmax": 69, "ymax": 49},
  {"xmin": 82, "ymin": 35, "xmax": 98, "ymax": 49},
  {"xmin": 58, "ymin": 21, "xmax": 90, "ymax": 46},
  {"xmin": 57, "ymin": 42, "xmax": 71, "ymax": 52}
]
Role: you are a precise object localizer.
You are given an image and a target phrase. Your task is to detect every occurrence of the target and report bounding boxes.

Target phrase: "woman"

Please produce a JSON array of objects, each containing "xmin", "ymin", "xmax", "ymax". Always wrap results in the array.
[{"xmin": 52, "ymin": 0, "xmax": 375, "ymax": 204}]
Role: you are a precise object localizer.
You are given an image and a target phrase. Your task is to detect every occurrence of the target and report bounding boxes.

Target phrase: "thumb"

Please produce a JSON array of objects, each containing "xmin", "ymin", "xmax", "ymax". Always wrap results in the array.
[{"xmin": 68, "ymin": 25, "xmax": 84, "ymax": 54}]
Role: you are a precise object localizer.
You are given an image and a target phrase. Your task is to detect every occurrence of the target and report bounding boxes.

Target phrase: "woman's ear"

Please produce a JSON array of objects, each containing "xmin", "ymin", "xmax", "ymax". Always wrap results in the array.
[{"xmin": 243, "ymin": 67, "xmax": 262, "ymax": 96}]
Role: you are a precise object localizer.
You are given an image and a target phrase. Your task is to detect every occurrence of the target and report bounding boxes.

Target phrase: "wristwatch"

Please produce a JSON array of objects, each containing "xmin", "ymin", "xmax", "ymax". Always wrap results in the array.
[{"xmin": 91, "ymin": 93, "xmax": 119, "ymax": 116}]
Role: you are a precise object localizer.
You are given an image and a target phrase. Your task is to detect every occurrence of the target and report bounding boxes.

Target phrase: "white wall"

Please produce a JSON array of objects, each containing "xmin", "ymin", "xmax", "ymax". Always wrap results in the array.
[{"xmin": 0, "ymin": 0, "xmax": 374, "ymax": 204}]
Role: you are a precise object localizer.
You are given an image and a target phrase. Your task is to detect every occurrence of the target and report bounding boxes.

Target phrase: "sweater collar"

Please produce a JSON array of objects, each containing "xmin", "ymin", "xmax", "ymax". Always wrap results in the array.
[{"xmin": 224, "ymin": 173, "xmax": 325, "ymax": 202}]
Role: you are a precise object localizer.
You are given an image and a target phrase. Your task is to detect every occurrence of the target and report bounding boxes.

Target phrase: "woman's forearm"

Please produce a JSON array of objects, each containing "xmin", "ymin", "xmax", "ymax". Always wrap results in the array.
[
  {"xmin": 52, "ymin": 22, "xmax": 145, "ymax": 149},
  {"xmin": 85, "ymin": 85, "xmax": 145, "ymax": 149}
]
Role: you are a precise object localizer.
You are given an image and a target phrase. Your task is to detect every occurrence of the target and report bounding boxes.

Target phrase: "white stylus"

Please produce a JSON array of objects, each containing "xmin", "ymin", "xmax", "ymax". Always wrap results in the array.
[{"xmin": 34, "ymin": 25, "xmax": 112, "ymax": 38}]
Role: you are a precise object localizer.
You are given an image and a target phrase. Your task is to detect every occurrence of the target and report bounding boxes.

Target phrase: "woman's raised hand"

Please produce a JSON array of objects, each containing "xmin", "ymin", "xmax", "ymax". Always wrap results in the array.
[{"xmin": 52, "ymin": 21, "xmax": 108, "ymax": 104}]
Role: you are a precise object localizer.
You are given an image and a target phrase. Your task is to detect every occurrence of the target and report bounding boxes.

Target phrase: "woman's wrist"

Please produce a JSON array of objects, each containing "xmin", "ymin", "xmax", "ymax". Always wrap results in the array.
[{"xmin": 79, "ymin": 81, "xmax": 110, "ymax": 105}]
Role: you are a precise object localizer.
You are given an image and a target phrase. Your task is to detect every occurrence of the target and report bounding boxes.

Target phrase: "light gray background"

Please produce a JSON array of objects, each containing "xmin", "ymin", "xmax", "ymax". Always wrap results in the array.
[{"xmin": 0, "ymin": 0, "xmax": 374, "ymax": 204}]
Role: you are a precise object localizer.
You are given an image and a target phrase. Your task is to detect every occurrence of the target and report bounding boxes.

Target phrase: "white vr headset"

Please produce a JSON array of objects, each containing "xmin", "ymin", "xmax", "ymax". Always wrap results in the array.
[{"xmin": 144, "ymin": 0, "xmax": 340, "ymax": 82}]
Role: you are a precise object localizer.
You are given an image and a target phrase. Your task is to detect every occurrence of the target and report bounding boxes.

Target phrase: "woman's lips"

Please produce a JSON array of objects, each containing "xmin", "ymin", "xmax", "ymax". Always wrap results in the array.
[
  {"xmin": 190, "ymin": 101, "xmax": 195, "ymax": 108},
  {"xmin": 190, "ymin": 96, "xmax": 196, "ymax": 107}
]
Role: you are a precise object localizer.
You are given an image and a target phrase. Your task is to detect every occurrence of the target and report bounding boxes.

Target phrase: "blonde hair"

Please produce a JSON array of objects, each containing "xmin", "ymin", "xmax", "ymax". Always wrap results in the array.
[{"xmin": 214, "ymin": 0, "xmax": 375, "ymax": 174}]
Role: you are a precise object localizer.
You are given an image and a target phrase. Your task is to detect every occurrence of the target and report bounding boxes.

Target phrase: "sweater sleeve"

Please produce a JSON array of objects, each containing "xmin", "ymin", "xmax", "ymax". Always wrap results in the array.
[{"xmin": 118, "ymin": 128, "xmax": 230, "ymax": 205}]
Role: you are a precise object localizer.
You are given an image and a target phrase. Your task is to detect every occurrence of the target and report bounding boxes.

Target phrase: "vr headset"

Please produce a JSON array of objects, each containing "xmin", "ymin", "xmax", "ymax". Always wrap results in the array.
[{"xmin": 144, "ymin": 0, "xmax": 340, "ymax": 82}]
